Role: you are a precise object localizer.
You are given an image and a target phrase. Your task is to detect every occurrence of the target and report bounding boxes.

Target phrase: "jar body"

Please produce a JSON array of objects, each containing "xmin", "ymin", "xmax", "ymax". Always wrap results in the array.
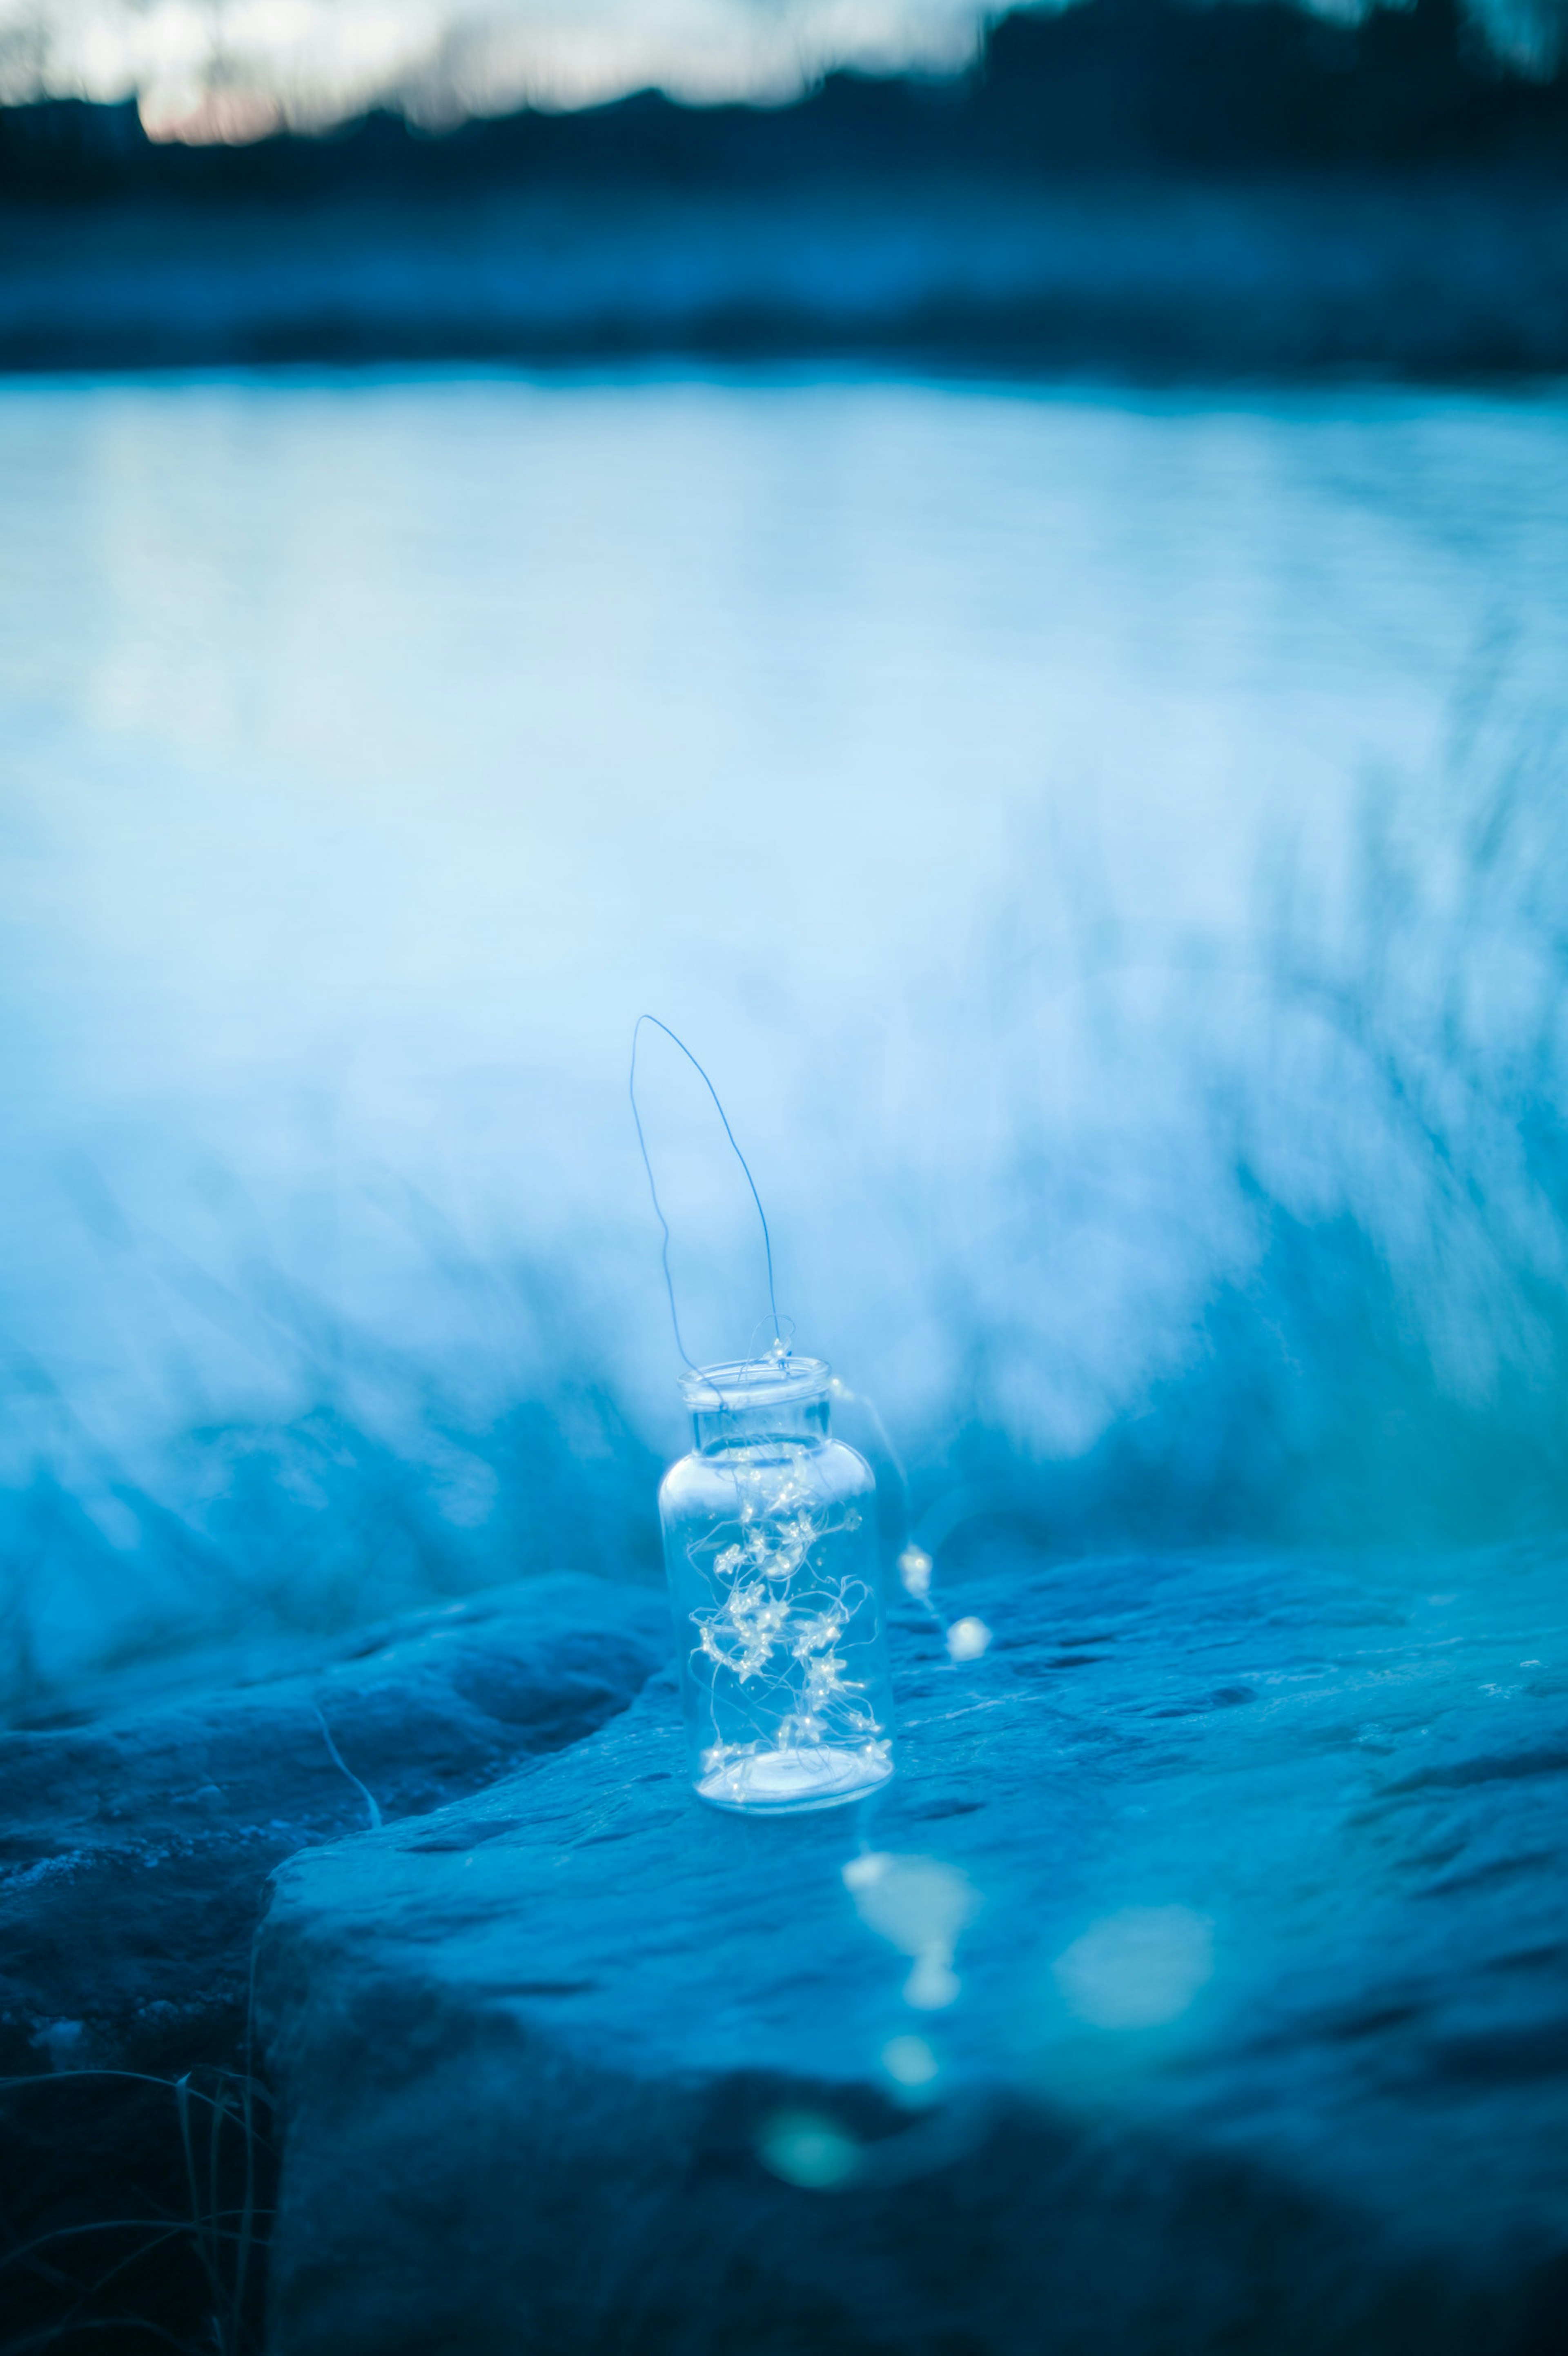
[{"xmin": 659, "ymin": 1363, "xmax": 895, "ymax": 1814}]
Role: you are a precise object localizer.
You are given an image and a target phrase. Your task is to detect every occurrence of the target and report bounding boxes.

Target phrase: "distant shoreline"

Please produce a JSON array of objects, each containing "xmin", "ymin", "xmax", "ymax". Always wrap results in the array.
[
  {"xmin": 4, "ymin": 0, "xmax": 1566, "ymax": 378},
  {"xmin": 4, "ymin": 171, "xmax": 1567, "ymax": 379}
]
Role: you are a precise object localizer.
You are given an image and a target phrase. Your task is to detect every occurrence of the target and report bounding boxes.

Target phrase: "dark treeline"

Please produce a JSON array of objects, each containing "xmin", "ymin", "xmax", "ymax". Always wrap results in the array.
[{"xmin": 2, "ymin": 0, "xmax": 1567, "ymax": 204}]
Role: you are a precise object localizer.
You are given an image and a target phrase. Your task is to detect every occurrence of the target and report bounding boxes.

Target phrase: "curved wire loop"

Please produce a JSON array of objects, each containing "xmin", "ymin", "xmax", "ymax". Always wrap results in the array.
[{"xmin": 629, "ymin": 1015, "xmax": 783, "ymax": 1371}]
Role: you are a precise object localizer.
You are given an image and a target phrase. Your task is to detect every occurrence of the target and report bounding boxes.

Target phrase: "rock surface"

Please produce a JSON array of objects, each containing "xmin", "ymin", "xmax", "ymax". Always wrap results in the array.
[
  {"xmin": 0, "ymin": 1573, "xmax": 670, "ymax": 2349},
  {"xmin": 257, "ymin": 1548, "xmax": 1568, "ymax": 2356}
]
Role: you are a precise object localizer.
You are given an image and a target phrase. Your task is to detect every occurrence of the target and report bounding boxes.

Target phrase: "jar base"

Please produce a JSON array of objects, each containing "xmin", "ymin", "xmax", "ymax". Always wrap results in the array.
[{"xmin": 696, "ymin": 1744, "xmax": 894, "ymax": 1815}]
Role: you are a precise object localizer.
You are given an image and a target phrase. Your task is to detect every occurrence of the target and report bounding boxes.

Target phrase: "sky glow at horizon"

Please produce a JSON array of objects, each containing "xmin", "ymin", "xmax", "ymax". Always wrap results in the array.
[
  {"xmin": 0, "ymin": 0, "xmax": 1561, "ymax": 145},
  {"xmin": 0, "ymin": 0, "xmax": 990, "ymax": 140}
]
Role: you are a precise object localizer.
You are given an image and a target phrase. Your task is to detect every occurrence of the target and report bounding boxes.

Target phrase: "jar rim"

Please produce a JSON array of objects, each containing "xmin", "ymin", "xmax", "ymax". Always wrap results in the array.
[{"xmin": 678, "ymin": 1354, "xmax": 831, "ymax": 1411}]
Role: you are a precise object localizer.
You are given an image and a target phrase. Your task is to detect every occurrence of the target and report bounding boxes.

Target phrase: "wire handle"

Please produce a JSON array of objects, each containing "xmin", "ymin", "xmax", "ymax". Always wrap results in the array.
[{"xmin": 629, "ymin": 1015, "xmax": 783, "ymax": 1372}]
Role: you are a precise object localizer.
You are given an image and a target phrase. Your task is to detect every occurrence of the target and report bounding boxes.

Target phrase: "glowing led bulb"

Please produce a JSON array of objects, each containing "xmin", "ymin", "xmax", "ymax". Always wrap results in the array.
[
  {"xmin": 898, "ymin": 1546, "xmax": 933, "ymax": 1599},
  {"xmin": 946, "ymin": 1617, "xmax": 992, "ymax": 1663}
]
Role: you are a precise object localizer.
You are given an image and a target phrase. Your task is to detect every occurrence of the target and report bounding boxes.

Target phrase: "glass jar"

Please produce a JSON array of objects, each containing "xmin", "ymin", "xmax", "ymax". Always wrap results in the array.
[{"xmin": 659, "ymin": 1356, "xmax": 896, "ymax": 1814}]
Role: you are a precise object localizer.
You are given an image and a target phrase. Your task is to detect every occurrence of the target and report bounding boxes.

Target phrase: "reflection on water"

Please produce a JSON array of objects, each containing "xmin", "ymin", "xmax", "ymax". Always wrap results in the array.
[{"xmin": 3, "ymin": 370, "xmax": 1568, "ymax": 1700}]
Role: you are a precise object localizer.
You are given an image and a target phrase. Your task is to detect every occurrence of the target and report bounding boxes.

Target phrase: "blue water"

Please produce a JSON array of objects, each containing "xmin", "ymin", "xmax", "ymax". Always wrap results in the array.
[{"xmin": 4, "ymin": 370, "xmax": 1568, "ymax": 1707}]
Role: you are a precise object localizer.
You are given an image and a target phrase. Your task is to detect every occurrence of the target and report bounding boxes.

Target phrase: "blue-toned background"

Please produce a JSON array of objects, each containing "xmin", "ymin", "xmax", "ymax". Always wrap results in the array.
[
  {"xmin": 5, "ymin": 366, "xmax": 1568, "ymax": 1711},
  {"xmin": 7, "ymin": 12, "xmax": 1568, "ymax": 2355}
]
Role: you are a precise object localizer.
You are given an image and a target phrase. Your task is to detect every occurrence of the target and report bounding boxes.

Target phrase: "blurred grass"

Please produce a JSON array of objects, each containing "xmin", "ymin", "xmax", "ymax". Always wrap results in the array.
[{"xmin": 4, "ymin": 683, "xmax": 1567, "ymax": 1720}]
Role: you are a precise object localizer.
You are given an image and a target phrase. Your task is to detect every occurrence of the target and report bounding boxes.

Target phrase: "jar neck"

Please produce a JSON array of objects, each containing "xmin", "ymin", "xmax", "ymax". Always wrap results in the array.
[{"xmin": 693, "ymin": 1394, "xmax": 831, "ymax": 1456}]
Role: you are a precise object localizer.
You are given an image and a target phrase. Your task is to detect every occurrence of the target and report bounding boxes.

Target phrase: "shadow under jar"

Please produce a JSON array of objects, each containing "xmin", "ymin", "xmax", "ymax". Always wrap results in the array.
[{"xmin": 659, "ymin": 1356, "xmax": 895, "ymax": 1814}]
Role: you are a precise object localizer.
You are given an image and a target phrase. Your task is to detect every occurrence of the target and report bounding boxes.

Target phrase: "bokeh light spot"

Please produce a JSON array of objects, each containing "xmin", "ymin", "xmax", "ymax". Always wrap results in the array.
[
  {"xmin": 1052, "ymin": 1906, "xmax": 1214, "ymax": 2030},
  {"xmin": 844, "ymin": 1851, "xmax": 980, "ymax": 2009},
  {"xmin": 756, "ymin": 2109, "xmax": 860, "ymax": 2189},
  {"xmin": 882, "ymin": 2033, "xmax": 940, "ymax": 2088}
]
